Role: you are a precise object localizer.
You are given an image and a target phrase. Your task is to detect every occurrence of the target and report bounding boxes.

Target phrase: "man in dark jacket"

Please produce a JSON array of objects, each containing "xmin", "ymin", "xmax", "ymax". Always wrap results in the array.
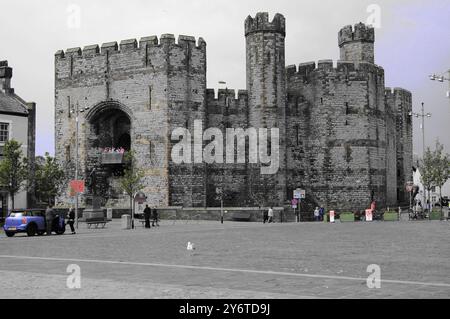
[
  {"xmin": 67, "ymin": 207, "xmax": 76, "ymax": 235},
  {"xmin": 152, "ymin": 208, "xmax": 159, "ymax": 227},
  {"xmin": 45, "ymin": 204, "xmax": 54, "ymax": 235},
  {"xmin": 144, "ymin": 205, "xmax": 151, "ymax": 229}
]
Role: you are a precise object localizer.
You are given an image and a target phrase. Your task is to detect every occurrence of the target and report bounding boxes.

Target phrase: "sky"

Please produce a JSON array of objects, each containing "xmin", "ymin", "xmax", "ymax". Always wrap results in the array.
[{"xmin": 1, "ymin": 0, "xmax": 449, "ymax": 162}]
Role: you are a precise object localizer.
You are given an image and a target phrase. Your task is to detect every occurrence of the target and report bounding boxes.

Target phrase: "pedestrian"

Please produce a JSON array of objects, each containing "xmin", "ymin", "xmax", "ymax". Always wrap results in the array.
[
  {"xmin": 263, "ymin": 208, "xmax": 268, "ymax": 224},
  {"xmin": 144, "ymin": 205, "xmax": 151, "ymax": 229},
  {"xmin": 268, "ymin": 207, "xmax": 274, "ymax": 223},
  {"xmin": 152, "ymin": 207, "xmax": 159, "ymax": 227},
  {"xmin": 67, "ymin": 207, "xmax": 76, "ymax": 235},
  {"xmin": 319, "ymin": 206, "xmax": 325, "ymax": 221},
  {"xmin": 314, "ymin": 207, "xmax": 320, "ymax": 222},
  {"xmin": 45, "ymin": 204, "xmax": 54, "ymax": 236}
]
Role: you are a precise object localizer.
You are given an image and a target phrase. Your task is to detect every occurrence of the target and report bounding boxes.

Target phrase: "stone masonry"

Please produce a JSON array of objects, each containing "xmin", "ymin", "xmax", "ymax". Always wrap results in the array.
[{"xmin": 54, "ymin": 13, "xmax": 413, "ymax": 212}]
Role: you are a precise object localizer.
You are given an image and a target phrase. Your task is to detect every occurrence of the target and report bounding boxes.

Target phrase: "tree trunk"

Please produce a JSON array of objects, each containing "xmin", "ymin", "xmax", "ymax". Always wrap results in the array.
[
  {"xmin": 439, "ymin": 186, "xmax": 443, "ymax": 220},
  {"xmin": 10, "ymin": 192, "xmax": 15, "ymax": 210}
]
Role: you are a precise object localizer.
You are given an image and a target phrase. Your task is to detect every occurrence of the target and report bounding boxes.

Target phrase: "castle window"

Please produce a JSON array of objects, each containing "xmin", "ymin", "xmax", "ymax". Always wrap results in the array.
[
  {"xmin": 65, "ymin": 145, "xmax": 71, "ymax": 163},
  {"xmin": 345, "ymin": 102, "xmax": 349, "ymax": 115},
  {"xmin": 321, "ymin": 97, "xmax": 323, "ymax": 105},
  {"xmin": 296, "ymin": 125, "xmax": 299, "ymax": 146},
  {"xmin": 68, "ymin": 96, "xmax": 71, "ymax": 118},
  {"xmin": 0, "ymin": 123, "xmax": 10, "ymax": 143},
  {"xmin": 148, "ymin": 86, "xmax": 152, "ymax": 110}
]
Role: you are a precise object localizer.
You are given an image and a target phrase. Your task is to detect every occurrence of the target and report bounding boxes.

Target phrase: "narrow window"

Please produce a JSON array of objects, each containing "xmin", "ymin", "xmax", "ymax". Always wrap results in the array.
[
  {"xmin": 0, "ymin": 122, "xmax": 10, "ymax": 143},
  {"xmin": 345, "ymin": 102, "xmax": 349, "ymax": 115},
  {"xmin": 68, "ymin": 96, "xmax": 71, "ymax": 118},
  {"xmin": 296, "ymin": 125, "xmax": 299, "ymax": 146},
  {"xmin": 148, "ymin": 86, "xmax": 152, "ymax": 110},
  {"xmin": 65, "ymin": 145, "xmax": 71, "ymax": 163}
]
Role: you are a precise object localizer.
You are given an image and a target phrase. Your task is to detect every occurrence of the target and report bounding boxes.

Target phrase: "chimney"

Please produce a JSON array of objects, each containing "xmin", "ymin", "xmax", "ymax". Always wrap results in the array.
[{"xmin": 0, "ymin": 61, "xmax": 13, "ymax": 94}]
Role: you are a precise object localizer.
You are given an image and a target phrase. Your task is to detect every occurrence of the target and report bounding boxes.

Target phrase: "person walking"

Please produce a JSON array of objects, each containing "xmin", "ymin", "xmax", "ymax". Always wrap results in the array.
[
  {"xmin": 152, "ymin": 207, "xmax": 159, "ymax": 227},
  {"xmin": 45, "ymin": 204, "xmax": 54, "ymax": 236},
  {"xmin": 67, "ymin": 207, "xmax": 76, "ymax": 235},
  {"xmin": 263, "ymin": 208, "xmax": 269, "ymax": 224},
  {"xmin": 144, "ymin": 205, "xmax": 151, "ymax": 229},
  {"xmin": 268, "ymin": 207, "xmax": 274, "ymax": 224},
  {"xmin": 319, "ymin": 206, "xmax": 325, "ymax": 221},
  {"xmin": 314, "ymin": 207, "xmax": 320, "ymax": 222}
]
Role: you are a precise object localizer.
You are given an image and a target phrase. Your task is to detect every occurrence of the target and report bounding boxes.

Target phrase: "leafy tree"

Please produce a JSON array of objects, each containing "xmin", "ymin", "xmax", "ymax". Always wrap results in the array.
[
  {"xmin": 32, "ymin": 153, "xmax": 65, "ymax": 205},
  {"xmin": 420, "ymin": 147, "xmax": 435, "ymax": 211},
  {"xmin": 0, "ymin": 140, "xmax": 28, "ymax": 210},
  {"xmin": 420, "ymin": 141, "xmax": 450, "ymax": 219},
  {"xmin": 119, "ymin": 151, "xmax": 145, "ymax": 217},
  {"xmin": 431, "ymin": 142, "xmax": 450, "ymax": 219}
]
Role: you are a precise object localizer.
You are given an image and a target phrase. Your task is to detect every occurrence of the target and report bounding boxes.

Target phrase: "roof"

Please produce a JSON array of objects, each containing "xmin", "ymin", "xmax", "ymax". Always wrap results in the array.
[{"xmin": 0, "ymin": 90, "xmax": 29, "ymax": 116}]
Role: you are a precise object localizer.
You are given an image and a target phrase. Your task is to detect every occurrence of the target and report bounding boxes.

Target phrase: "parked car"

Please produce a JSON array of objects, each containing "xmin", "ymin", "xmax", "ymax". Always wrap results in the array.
[{"xmin": 3, "ymin": 209, "xmax": 65, "ymax": 238}]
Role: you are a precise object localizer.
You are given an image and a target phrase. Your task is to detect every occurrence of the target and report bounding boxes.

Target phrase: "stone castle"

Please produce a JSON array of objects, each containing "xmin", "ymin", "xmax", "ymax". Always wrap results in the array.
[{"xmin": 55, "ymin": 12, "xmax": 413, "ymax": 212}]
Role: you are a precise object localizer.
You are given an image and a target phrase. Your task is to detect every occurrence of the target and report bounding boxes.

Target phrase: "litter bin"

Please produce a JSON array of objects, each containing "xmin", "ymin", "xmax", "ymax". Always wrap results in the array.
[{"xmin": 121, "ymin": 214, "xmax": 131, "ymax": 230}]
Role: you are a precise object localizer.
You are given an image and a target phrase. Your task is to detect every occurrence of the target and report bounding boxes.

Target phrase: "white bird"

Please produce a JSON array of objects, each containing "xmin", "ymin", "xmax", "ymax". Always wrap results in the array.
[{"xmin": 187, "ymin": 242, "xmax": 196, "ymax": 251}]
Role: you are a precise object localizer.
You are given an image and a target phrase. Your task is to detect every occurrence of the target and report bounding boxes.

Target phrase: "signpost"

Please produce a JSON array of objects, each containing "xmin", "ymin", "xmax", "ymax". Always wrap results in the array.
[
  {"xmin": 293, "ymin": 189, "xmax": 305, "ymax": 222},
  {"xmin": 406, "ymin": 181, "xmax": 414, "ymax": 216},
  {"xmin": 69, "ymin": 180, "xmax": 85, "ymax": 229},
  {"xmin": 330, "ymin": 211, "xmax": 335, "ymax": 223},
  {"xmin": 291, "ymin": 199, "xmax": 299, "ymax": 222},
  {"xmin": 133, "ymin": 192, "xmax": 147, "ymax": 229},
  {"xmin": 365, "ymin": 209, "xmax": 373, "ymax": 222}
]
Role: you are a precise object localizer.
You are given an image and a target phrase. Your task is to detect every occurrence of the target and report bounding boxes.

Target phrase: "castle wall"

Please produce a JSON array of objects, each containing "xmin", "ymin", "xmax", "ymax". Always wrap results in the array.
[
  {"xmin": 245, "ymin": 12, "xmax": 287, "ymax": 206},
  {"xmin": 388, "ymin": 88, "xmax": 413, "ymax": 204},
  {"xmin": 385, "ymin": 88, "xmax": 398, "ymax": 206},
  {"xmin": 55, "ymin": 35, "xmax": 206, "ymax": 208},
  {"xmin": 205, "ymin": 89, "xmax": 250, "ymax": 206},
  {"xmin": 286, "ymin": 60, "xmax": 387, "ymax": 211}
]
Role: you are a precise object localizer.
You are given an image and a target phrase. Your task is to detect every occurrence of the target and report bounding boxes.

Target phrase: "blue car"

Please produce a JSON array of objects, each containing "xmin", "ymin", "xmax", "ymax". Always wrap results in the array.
[{"xmin": 3, "ymin": 209, "xmax": 66, "ymax": 237}]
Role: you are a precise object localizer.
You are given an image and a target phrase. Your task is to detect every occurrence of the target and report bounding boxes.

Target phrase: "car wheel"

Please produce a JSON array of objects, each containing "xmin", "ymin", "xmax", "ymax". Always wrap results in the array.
[
  {"xmin": 56, "ymin": 228, "xmax": 66, "ymax": 235},
  {"xmin": 27, "ymin": 224, "xmax": 37, "ymax": 237},
  {"xmin": 5, "ymin": 232, "xmax": 14, "ymax": 238},
  {"xmin": 37, "ymin": 231, "xmax": 45, "ymax": 236}
]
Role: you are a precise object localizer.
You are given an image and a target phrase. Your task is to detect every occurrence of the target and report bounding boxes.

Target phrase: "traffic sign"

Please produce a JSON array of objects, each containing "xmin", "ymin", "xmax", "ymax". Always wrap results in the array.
[{"xmin": 294, "ymin": 189, "xmax": 306, "ymax": 199}]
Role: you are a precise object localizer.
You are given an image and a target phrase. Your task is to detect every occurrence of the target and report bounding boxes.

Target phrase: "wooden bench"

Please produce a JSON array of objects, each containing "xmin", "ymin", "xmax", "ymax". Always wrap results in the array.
[
  {"xmin": 231, "ymin": 212, "xmax": 251, "ymax": 222},
  {"xmin": 86, "ymin": 218, "xmax": 110, "ymax": 229}
]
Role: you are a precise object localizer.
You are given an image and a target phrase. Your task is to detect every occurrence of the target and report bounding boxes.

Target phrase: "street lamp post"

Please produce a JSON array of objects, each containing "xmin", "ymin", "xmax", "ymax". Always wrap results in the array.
[
  {"xmin": 429, "ymin": 71, "xmax": 450, "ymax": 99},
  {"xmin": 71, "ymin": 103, "xmax": 90, "ymax": 229},
  {"xmin": 409, "ymin": 102, "xmax": 432, "ymax": 211}
]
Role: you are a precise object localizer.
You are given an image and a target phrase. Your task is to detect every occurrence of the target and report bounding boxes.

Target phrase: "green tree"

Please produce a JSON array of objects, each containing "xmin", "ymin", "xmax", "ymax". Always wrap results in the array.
[
  {"xmin": 33, "ymin": 153, "xmax": 65, "ymax": 205},
  {"xmin": 0, "ymin": 140, "xmax": 28, "ymax": 210},
  {"xmin": 119, "ymin": 151, "xmax": 145, "ymax": 217},
  {"xmin": 431, "ymin": 142, "xmax": 450, "ymax": 219},
  {"xmin": 420, "ymin": 141, "xmax": 450, "ymax": 219}
]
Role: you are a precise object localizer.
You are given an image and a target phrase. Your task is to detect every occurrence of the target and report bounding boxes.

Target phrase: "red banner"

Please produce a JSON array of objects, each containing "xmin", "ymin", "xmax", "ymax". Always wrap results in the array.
[{"xmin": 70, "ymin": 180, "xmax": 85, "ymax": 195}]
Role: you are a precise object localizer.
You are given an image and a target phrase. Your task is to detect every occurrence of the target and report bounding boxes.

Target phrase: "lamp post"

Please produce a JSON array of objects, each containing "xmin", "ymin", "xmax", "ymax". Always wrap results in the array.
[
  {"xmin": 71, "ymin": 103, "xmax": 90, "ymax": 229},
  {"xmin": 429, "ymin": 71, "xmax": 450, "ymax": 99},
  {"xmin": 409, "ymin": 102, "xmax": 431, "ymax": 210}
]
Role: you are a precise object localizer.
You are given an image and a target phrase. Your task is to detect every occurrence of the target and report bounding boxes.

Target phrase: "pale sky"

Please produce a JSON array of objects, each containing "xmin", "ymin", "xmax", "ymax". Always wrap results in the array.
[{"xmin": 1, "ymin": 0, "xmax": 449, "ymax": 161}]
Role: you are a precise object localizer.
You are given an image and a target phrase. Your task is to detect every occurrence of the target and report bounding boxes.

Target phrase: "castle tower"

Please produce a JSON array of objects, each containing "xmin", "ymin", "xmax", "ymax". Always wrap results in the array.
[
  {"xmin": 245, "ymin": 12, "xmax": 287, "ymax": 205},
  {"xmin": 338, "ymin": 23, "xmax": 375, "ymax": 63}
]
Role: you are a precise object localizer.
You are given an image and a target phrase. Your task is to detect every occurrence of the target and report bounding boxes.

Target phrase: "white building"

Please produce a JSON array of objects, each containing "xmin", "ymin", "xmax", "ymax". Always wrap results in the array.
[
  {"xmin": 413, "ymin": 166, "xmax": 449, "ymax": 206},
  {"xmin": 0, "ymin": 60, "xmax": 36, "ymax": 216}
]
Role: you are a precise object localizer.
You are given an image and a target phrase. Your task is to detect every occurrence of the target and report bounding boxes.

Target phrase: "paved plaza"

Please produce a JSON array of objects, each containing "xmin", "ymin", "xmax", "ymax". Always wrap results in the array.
[{"xmin": 0, "ymin": 217, "xmax": 449, "ymax": 299}]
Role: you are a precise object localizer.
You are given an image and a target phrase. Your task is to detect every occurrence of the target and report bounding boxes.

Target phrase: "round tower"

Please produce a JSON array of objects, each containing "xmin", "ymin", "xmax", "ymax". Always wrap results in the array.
[
  {"xmin": 245, "ymin": 12, "xmax": 286, "ymax": 206},
  {"xmin": 338, "ymin": 23, "xmax": 375, "ymax": 63}
]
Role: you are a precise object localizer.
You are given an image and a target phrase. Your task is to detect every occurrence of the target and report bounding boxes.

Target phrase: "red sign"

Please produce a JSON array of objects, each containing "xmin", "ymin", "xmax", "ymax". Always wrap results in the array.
[
  {"xmin": 70, "ymin": 180, "xmax": 85, "ymax": 195},
  {"xmin": 330, "ymin": 211, "xmax": 335, "ymax": 223},
  {"xmin": 365, "ymin": 209, "xmax": 373, "ymax": 222}
]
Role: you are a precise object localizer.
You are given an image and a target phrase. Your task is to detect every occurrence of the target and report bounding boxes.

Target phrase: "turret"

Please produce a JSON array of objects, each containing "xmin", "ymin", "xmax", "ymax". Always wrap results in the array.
[
  {"xmin": 0, "ymin": 61, "xmax": 13, "ymax": 94},
  {"xmin": 338, "ymin": 23, "xmax": 375, "ymax": 63}
]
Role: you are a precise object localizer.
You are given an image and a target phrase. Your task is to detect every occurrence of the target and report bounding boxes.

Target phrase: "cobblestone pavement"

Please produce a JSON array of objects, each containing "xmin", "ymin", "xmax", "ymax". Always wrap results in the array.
[{"xmin": 0, "ymin": 218, "xmax": 449, "ymax": 299}]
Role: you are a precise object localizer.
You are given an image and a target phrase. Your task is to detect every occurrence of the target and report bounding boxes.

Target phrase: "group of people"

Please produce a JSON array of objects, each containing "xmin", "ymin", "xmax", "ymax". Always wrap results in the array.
[
  {"xmin": 143, "ymin": 205, "xmax": 159, "ymax": 229},
  {"xmin": 313, "ymin": 206, "xmax": 326, "ymax": 221},
  {"xmin": 263, "ymin": 207, "xmax": 275, "ymax": 224},
  {"xmin": 44, "ymin": 204, "xmax": 76, "ymax": 235}
]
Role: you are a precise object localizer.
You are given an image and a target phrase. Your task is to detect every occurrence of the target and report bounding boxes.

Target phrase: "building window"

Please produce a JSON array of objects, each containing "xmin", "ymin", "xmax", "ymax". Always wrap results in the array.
[{"xmin": 0, "ymin": 123, "xmax": 9, "ymax": 143}]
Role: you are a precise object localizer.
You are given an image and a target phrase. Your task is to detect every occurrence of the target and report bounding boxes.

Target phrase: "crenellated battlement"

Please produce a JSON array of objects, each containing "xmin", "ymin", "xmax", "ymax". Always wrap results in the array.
[
  {"xmin": 55, "ymin": 34, "xmax": 206, "ymax": 59},
  {"xmin": 286, "ymin": 59, "xmax": 384, "ymax": 79},
  {"xmin": 245, "ymin": 12, "xmax": 286, "ymax": 37},
  {"xmin": 338, "ymin": 22, "xmax": 375, "ymax": 47},
  {"xmin": 206, "ymin": 89, "xmax": 248, "ymax": 106}
]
